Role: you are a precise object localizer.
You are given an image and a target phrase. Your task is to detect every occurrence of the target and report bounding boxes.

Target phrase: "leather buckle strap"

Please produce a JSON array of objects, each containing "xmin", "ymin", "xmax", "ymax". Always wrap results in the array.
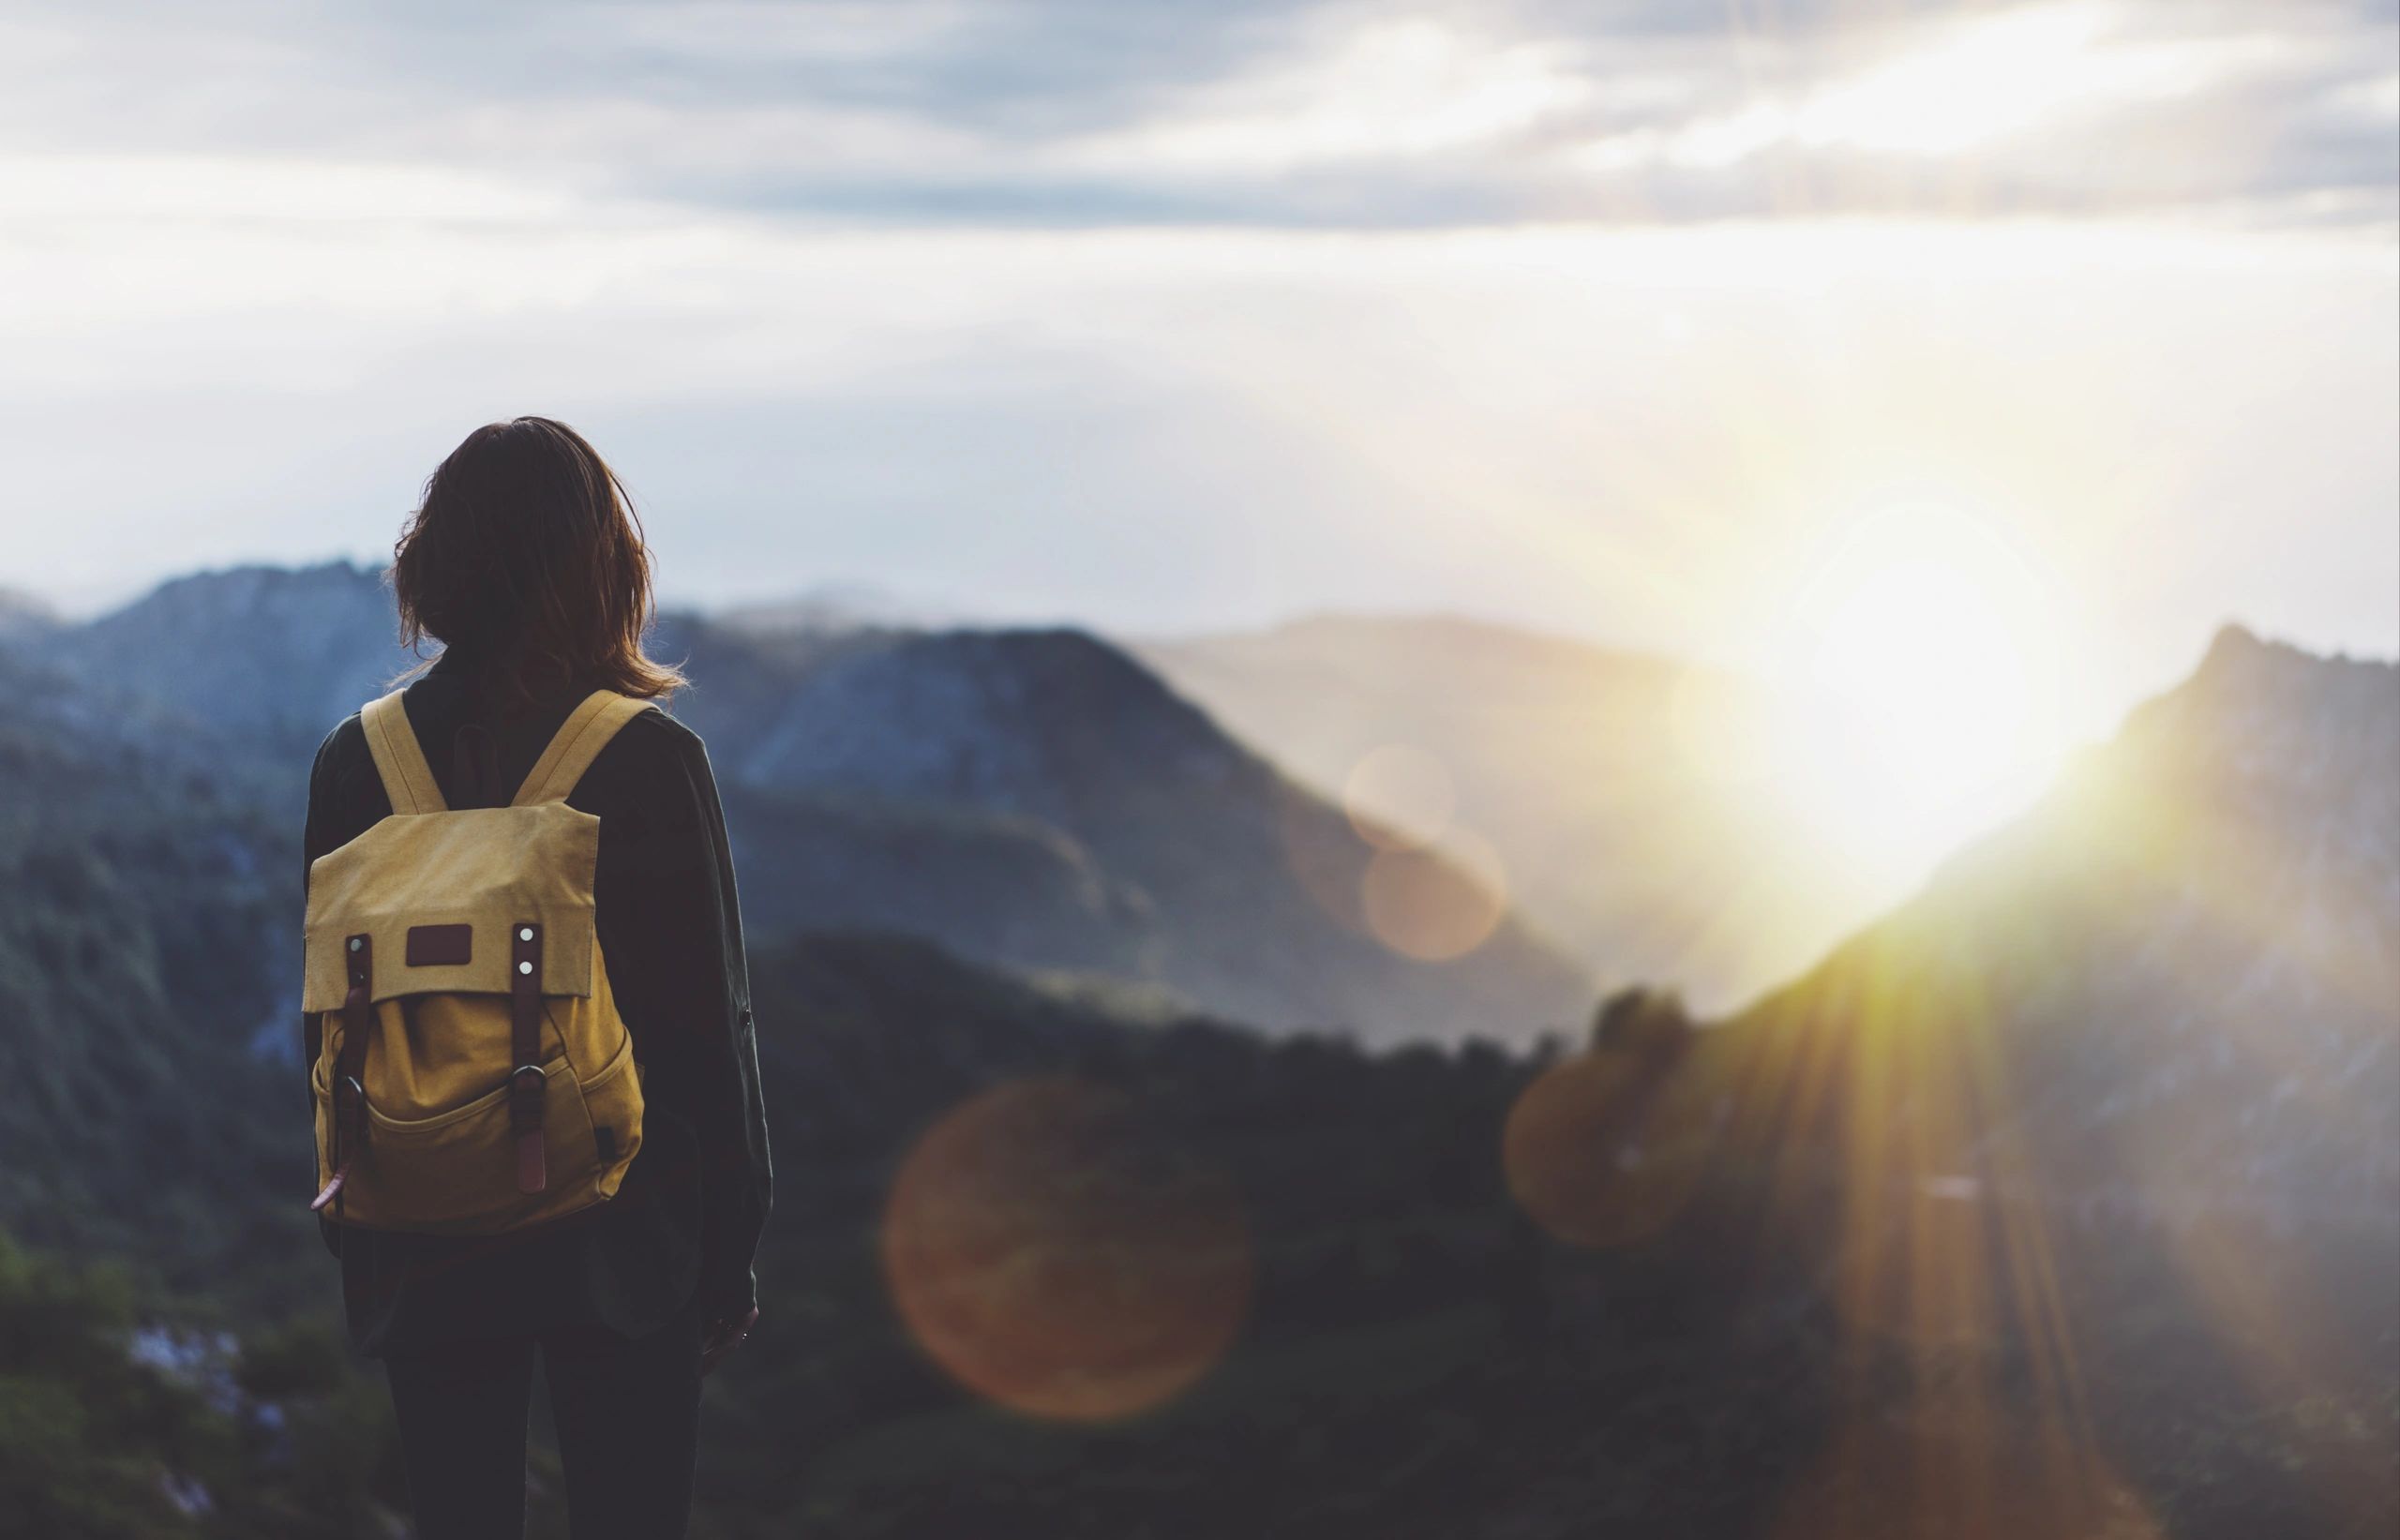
[
  {"xmin": 314, "ymin": 934, "xmax": 374, "ymax": 1215},
  {"xmin": 510, "ymin": 923, "xmax": 548, "ymax": 1193},
  {"xmin": 337, "ymin": 932, "xmax": 373, "ymax": 1076}
]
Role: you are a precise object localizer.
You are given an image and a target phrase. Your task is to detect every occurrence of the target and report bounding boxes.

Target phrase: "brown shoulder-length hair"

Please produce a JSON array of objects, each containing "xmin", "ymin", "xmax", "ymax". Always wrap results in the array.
[{"xmin": 391, "ymin": 416, "xmax": 684, "ymax": 706}]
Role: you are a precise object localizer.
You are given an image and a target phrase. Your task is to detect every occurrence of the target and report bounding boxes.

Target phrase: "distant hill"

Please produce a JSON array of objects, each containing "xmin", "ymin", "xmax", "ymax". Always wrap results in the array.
[
  {"xmin": 13, "ymin": 565, "xmax": 1595, "ymax": 1045},
  {"xmin": 1659, "ymin": 625, "xmax": 2400, "ymax": 1518},
  {"xmin": 1132, "ymin": 613, "xmax": 1826, "ymax": 1011},
  {"xmin": 1715, "ymin": 623, "xmax": 2399, "ymax": 1213},
  {"xmin": 31, "ymin": 561, "xmax": 418, "ymax": 775},
  {"xmin": 656, "ymin": 615, "xmax": 1595, "ymax": 1043},
  {"xmin": 0, "ymin": 587, "xmax": 58, "ymax": 641}
]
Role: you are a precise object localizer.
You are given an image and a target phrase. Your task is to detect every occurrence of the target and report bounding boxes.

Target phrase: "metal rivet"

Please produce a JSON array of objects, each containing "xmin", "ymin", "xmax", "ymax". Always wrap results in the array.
[
  {"xmin": 518, "ymin": 960, "xmax": 533, "ymax": 975},
  {"xmin": 348, "ymin": 937, "xmax": 362, "ymax": 952},
  {"xmin": 518, "ymin": 927, "xmax": 533, "ymax": 942}
]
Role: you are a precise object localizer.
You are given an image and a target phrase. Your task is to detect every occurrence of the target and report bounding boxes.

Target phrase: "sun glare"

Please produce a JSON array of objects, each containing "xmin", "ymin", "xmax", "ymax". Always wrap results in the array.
[
  {"xmin": 1762, "ymin": 505, "xmax": 2071, "ymax": 895},
  {"xmin": 1796, "ymin": 7, "xmax": 2118, "ymax": 157}
]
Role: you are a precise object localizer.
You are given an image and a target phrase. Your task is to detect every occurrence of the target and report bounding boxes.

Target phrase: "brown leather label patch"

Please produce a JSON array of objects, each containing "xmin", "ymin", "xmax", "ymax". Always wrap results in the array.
[{"xmin": 405, "ymin": 924, "xmax": 472, "ymax": 966}]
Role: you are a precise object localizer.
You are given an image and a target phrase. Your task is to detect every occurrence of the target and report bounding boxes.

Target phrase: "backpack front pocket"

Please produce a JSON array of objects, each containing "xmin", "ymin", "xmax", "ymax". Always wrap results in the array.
[
  {"xmin": 574, "ymin": 1028, "xmax": 645, "ymax": 1198},
  {"xmin": 331, "ymin": 1054, "xmax": 597, "ymax": 1233}
]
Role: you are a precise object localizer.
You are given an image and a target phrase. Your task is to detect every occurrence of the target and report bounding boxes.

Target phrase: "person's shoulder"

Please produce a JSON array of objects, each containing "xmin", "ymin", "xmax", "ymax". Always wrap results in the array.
[
  {"xmin": 577, "ymin": 698, "xmax": 723, "ymax": 836},
  {"xmin": 618, "ymin": 697, "xmax": 709, "ymax": 754},
  {"xmin": 588, "ymin": 696, "xmax": 715, "ymax": 785},
  {"xmin": 308, "ymin": 710, "xmax": 368, "ymax": 786},
  {"xmin": 304, "ymin": 708, "xmax": 387, "ymax": 850}
]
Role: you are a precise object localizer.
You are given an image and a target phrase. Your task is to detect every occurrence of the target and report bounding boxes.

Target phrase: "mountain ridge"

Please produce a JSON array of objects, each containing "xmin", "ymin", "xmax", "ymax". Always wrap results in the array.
[
  {"xmin": 1706, "ymin": 618, "xmax": 2399, "ymax": 1227},
  {"xmin": 8, "ymin": 561, "xmax": 1595, "ymax": 1044},
  {"xmin": 1132, "ymin": 610, "xmax": 1824, "ymax": 1012}
]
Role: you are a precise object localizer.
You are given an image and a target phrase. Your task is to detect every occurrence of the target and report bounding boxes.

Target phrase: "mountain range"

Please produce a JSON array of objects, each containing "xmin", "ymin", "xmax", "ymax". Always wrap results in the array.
[
  {"xmin": 1614, "ymin": 624, "xmax": 2399, "ymax": 1528},
  {"xmin": 1713, "ymin": 622, "xmax": 2398, "ymax": 1215},
  {"xmin": 1136, "ymin": 613, "xmax": 1855, "ymax": 1012},
  {"xmin": 15, "ymin": 562, "xmax": 1596, "ymax": 1046},
  {"xmin": 0, "ymin": 559, "xmax": 2391, "ymax": 1536}
]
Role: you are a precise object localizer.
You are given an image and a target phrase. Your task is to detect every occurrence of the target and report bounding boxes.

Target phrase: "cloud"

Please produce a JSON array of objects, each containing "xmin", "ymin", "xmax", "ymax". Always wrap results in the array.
[
  {"xmin": 0, "ymin": 0, "xmax": 2388, "ymax": 764},
  {"xmin": 0, "ymin": 0, "xmax": 2391, "ymax": 230}
]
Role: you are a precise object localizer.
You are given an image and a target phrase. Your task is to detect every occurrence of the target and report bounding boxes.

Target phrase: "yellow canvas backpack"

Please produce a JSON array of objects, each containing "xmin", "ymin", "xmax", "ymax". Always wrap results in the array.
[{"xmin": 303, "ymin": 687, "xmax": 653, "ymax": 1234}]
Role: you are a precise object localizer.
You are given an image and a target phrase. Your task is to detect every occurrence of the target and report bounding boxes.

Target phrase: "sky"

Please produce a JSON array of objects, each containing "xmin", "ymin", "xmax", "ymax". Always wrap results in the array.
[{"xmin": 1, "ymin": 0, "xmax": 2394, "ymax": 738}]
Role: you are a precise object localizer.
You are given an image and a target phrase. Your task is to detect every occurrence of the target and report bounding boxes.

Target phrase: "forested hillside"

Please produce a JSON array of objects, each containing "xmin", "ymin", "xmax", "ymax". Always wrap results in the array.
[
  {"xmin": 8, "ymin": 922, "xmax": 2387, "ymax": 1536},
  {"xmin": 0, "ymin": 591, "xmax": 2391, "ymax": 1537},
  {"xmin": 0, "ymin": 647, "xmax": 305, "ymax": 1298}
]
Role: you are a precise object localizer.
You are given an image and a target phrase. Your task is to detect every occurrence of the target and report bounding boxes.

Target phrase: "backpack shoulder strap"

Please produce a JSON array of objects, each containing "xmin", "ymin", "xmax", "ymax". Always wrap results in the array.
[
  {"xmin": 510, "ymin": 690, "xmax": 662, "ymax": 807},
  {"xmin": 360, "ymin": 690, "xmax": 448, "ymax": 815}
]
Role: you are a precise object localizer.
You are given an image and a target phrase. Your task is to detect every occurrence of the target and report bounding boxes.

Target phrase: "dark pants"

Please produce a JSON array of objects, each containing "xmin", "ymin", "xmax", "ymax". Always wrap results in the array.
[{"xmin": 382, "ymin": 1294, "xmax": 704, "ymax": 1540}]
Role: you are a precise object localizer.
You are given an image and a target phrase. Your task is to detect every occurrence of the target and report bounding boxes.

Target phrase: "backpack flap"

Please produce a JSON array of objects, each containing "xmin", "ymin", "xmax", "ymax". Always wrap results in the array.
[
  {"xmin": 304, "ymin": 687, "xmax": 657, "ymax": 1011},
  {"xmin": 300, "ymin": 801, "xmax": 600, "ymax": 1011}
]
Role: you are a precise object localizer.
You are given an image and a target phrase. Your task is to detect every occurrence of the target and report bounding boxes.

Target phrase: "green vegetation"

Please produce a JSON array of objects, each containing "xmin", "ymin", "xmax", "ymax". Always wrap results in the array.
[
  {"xmin": 1, "ymin": 611, "xmax": 2392, "ymax": 1536},
  {"xmin": 2, "ymin": 917, "xmax": 2392, "ymax": 1535},
  {"xmin": 0, "ymin": 1233, "xmax": 399, "ymax": 1537},
  {"xmin": 0, "ymin": 651, "xmax": 312, "ymax": 1308}
]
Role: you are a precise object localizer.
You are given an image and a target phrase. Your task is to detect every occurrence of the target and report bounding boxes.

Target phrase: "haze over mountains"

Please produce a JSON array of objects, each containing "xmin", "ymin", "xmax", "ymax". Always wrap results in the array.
[
  {"xmin": 1713, "ymin": 622, "xmax": 2399, "ymax": 1218},
  {"xmin": 12, "ymin": 562, "xmax": 2393, "ymax": 1204},
  {"xmin": 0, "ymin": 588, "xmax": 55, "ymax": 641},
  {"xmin": 1664, "ymin": 623, "xmax": 2400, "ymax": 1527},
  {"xmin": 17, "ymin": 561, "xmax": 2392, "ymax": 1060},
  {"xmin": 18, "ymin": 561, "xmax": 1595, "ymax": 1046},
  {"xmin": 1137, "ymin": 615, "xmax": 1839, "ymax": 1012},
  {"xmin": 656, "ymin": 613, "xmax": 1594, "ymax": 1041}
]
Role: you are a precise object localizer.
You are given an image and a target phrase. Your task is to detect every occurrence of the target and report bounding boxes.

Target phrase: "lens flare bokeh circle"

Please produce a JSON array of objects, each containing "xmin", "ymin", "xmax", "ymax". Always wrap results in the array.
[
  {"xmin": 1360, "ymin": 828, "xmax": 1509, "ymax": 962},
  {"xmin": 882, "ymin": 1077, "xmax": 1253, "ymax": 1422},
  {"xmin": 1503, "ymin": 1039, "xmax": 1721, "ymax": 1249},
  {"xmin": 1342, "ymin": 742, "xmax": 1456, "ymax": 851}
]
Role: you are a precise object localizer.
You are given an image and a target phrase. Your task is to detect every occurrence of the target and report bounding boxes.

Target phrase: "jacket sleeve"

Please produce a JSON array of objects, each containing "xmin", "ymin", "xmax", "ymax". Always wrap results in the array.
[{"xmin": 592, "ymin": 719, "xmax": 773, "ymax": 1323}]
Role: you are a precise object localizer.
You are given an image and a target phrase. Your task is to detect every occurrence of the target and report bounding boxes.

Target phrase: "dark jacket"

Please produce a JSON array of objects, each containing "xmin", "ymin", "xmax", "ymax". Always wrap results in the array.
[{"xmin": 301, "ymin": 645, "xmax": 772, "ymax": 1355}]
